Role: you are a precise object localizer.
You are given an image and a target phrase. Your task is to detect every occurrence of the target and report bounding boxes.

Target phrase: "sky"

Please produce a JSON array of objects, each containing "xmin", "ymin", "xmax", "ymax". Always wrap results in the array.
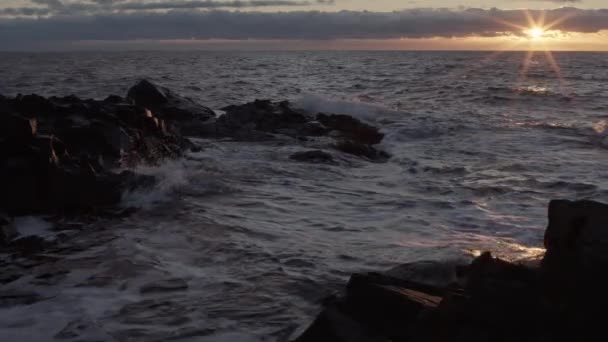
[{"xmin": 0, "ymin": 0, "xmax": 607, "ymax": 51}]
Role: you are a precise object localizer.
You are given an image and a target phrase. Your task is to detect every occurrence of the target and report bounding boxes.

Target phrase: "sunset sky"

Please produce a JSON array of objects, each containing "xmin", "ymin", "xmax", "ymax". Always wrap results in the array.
[{"xmin": 1, "ymin": 0, "xmax": 607, "ymax": 50}]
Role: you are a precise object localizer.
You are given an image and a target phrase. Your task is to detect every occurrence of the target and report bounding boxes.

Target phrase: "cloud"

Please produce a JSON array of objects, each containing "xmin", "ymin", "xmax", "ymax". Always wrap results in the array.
[
  {"xmin": 1, "ymin": 7, "xmax": 607, "ymax": 49},
  {"xmin": 529, "ymin": 0, "xmax": 582, "ymax": 2},
  {"xmin": 2, "ymin": 0, "xmax": 333, "ymax": 16}
]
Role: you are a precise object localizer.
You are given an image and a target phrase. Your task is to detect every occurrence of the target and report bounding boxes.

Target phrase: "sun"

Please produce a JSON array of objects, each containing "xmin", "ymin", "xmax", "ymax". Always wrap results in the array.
[{"xmin": 525, "ymin": 27, "xmax": 546, "ymax": 40}]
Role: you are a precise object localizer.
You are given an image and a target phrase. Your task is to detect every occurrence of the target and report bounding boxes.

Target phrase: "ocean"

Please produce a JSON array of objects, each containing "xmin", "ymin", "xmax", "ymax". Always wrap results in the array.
[{"xmin": 0, "ymin": 51, "xmax": 607, "ymax": 341}]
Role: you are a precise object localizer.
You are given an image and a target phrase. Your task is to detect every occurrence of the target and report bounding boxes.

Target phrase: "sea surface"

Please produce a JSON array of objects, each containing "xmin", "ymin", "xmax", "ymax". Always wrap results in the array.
[{"xmin": 0, "ymin": 51, "xmax": 607, "ymax": 341}]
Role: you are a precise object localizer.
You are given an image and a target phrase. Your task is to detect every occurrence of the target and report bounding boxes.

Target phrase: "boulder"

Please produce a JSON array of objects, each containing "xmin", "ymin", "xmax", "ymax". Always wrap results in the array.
[
  {"xmin": 0, "ymin": 214, "xmax": 16, "ymax": 246},
  {"xmin": 541, "ymin": 199, "xmax": 608, "ymax": 326},
  {"xmin": 317, "ymin": 113, "xmax": 384, "ymax": 145},
  {"xmin": 290, "ymin": 150, "xmax": 335, "ymax": 164},
  {"xmin": 127, "ymin": 80, "xmax": 215, "ymax": 135},
  {"xmin": 0, "ymin": 113, "xmax": 37, "ymax": 143},
  {"xmin": 15, "ymin": 94, "xmax": 52, "ymax": 116},
  {"xmin": 334, "ymin": 141, "xmax": 390, "ymax": 162},
  {"xmin": 218, "ymin": 99, "xmax": 312, "ymax": 139}
]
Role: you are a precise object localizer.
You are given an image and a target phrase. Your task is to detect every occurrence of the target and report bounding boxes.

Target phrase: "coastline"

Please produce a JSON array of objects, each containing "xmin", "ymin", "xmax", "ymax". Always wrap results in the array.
[{"xmin": 1, "ymin": 81, "xmax": 606, "ymax": 341}]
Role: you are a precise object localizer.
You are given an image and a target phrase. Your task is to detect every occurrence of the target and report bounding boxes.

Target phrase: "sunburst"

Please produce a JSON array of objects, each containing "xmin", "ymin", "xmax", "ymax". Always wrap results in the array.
[{"xmin": 491, "ymin": 10, "xmax": 572, "ymax": 94}]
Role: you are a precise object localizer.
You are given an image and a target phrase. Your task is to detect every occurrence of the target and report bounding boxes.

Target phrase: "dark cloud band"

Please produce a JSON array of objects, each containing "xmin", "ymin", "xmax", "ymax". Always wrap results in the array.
[
  {"xmin": 2, "ymin": 0, "xmax": 333, "ymax": 16},
  {"xmin": 0, "ymin": 7, "xmax": 607, "ymax": 49}
]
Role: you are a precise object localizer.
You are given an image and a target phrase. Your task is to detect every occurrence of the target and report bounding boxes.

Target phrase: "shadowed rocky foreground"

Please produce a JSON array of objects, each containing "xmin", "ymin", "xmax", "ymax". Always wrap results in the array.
[
  {"xmin": 1, "ymin": 81, "xmax": 606, "ymax": 341},
  {"xmin": 295, "ymin": 199, "xmax": 608, "ymax": 341}
]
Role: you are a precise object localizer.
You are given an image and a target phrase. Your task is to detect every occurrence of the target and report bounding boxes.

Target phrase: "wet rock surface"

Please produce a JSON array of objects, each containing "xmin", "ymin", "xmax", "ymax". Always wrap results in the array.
[
  {"xmin": 290, "ymin": 150, "xmax": 336, "ymax": 164},
  {"xmin": 295, "ymin": 199, "xmax": 608, "ymax": 342},
  {"xmin": 0, "ymin": 86, "xmax": 190, "ymax": 218},
  {"xmin": 1, "ymin": 79, "xmax": 389, "ymax": 250},
  {"xmin": 215, "ymin": 99, "xmax": 389, "ymax": 160},
  {"xmin": 127, "ymin": 80, "xmax": 216, "ymax": 136}
]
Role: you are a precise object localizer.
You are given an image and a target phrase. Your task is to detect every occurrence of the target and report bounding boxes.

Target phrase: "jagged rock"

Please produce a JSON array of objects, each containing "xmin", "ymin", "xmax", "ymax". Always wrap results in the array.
[
  {"xmin": 218, "ymin": 99, "xmax": 312, "ymax": 139},
  {"xmin": 0, "ymin": 87, "xmax": 189, "ymax": 216},
  {"xmin": 216, "ymin": 99, "xmax": 390, "ymax": 161},
  {"xmin": 127, "ymin": 80, "xmax": 215, "ymax": 135},
  {"xmin": 317, "ymin": 113, "xmax": 384, "ymax": 145},
  {"xmin": 290, "ymin": 150, "xmax": 335, "ymax": 164}
]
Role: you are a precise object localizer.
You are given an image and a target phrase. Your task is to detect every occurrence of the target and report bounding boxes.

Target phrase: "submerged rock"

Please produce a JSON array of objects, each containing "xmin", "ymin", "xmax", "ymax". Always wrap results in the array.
[
  {"xmin": 334, "ymin": 140, "xmax": 390, "ymax": 162},
  {"xmin": 317, "ymin": 113, "xmax": 384, "ymax": 145},
  {"xmin": 290, "ymin": 150, "xmax": 335, "ymax": 164}
]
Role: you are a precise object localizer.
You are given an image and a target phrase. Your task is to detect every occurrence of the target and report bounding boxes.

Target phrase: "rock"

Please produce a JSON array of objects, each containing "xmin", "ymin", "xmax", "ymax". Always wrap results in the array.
[
  {"xmin": 295, "ymin": 307, "xmax": 388, "ymax": 342},
  {"xmin": 334, "ymin": 140, "xmax": 390, "ymax": 162},
  {"xmin": 542, "ymin": 200, "xmax": 608, "ymax": 274},
  {"xmin": 0, "ymin": 87, "xmax": 190, "ymax": 216},
  {"xmin": 15, "ymin": 94, "xmax": 52, "ymax": 116},
  {"xmin": 541, "ymin": 200, "xmax": 608, "ymax": 326},
  {"xmin": 0, "ymin": 113, "xmax": 37, "ymax": 143},
  {"xmin": 0, "ymin": 289, "xmax": 44, "ymax": 307},
  {"xmin": 0, "ymin": 214, "xmax": 16, "ymax": 245},
  {"xmin": 290, "ymin": 150, "xmax": 335, "ymax": 164},
  {"xmin": 8, "ymin": 236, "xmax": 47, "ymax": 255},
  {"xmin": 218, "ymin": 99, "xmax": 312, "ymax": 140},
  {"xmin": 127, "ymin": 80, "xmax": 215, "ymax": 136},
  {"xmin": 297, "ymin": 200, "xmax": 608, "ymax": 342},
  {"xmin": 140, "ymin": 278, "xmax": 189, "ymax": 294},
  {"xmin": 317, "ymin": 113, "xmax": 384, "ymax": 145},
  {"xmin": 126, "ymin": 79, "xmax": 170, "ymax": 107}
]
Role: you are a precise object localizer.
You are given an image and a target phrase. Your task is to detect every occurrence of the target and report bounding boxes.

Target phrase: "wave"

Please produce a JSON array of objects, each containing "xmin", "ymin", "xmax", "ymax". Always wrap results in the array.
[
  {"xmin": 120, "ymin": 160, "xmax": 191, "ymax": 208},
  {"xmin": 292, "ymin": 93, "xmax": 399, "ymax": 123}
]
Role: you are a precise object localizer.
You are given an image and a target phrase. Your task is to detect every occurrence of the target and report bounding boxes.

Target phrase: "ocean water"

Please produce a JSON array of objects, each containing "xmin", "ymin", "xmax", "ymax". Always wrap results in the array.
[{"xmin": 0, "ymin": 51, "xmax": 607, "ymax": 341}]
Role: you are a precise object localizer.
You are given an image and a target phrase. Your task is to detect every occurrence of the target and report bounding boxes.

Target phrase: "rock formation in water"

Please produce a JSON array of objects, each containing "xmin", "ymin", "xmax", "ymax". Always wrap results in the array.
[
  {"xmin": 295, "ymin": 199, "xmax": 608, "ymax": 342},
  {"xmin": 0, "ymin": 92, "xmax": 190, "ymax": 216},
  {"xmin": 0, "ymin": 80, "xmax": 388, "ymax": 221}
]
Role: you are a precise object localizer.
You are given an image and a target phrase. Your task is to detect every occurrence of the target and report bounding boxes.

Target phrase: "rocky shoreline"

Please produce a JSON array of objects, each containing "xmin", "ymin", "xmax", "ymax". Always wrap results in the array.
[
  {"xmin": 1, "ymin": 80, "xmax": 389, "ymax": 247},
  {"xmin": 1, "ymin": 81, "xmax": 605, "ymax": 341}
]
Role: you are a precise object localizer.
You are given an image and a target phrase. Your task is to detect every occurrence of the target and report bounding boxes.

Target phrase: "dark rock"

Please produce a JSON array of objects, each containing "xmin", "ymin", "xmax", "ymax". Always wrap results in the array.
[
  {"xmin": 15, "ymin": 94, "xmax": 52, "ymax": 116},
  {"xmin": 9, "ymin": 236, "xmax": 47, "ymax": 255},
  {"xmin": 300, "ymin": 121, "xmax": 329, "ymax": 136},
  {"xmin": 334, "ymin": 140, "xmax": 390, "ymax": 162},
  {"xmin": 0, "ymin": 214, "xmax": 16, "ymax": 245},
  {"xmin": 290, "ymin": 150, "xmax": 335, "ymax": 164},
  {"xmin": 317, "ymin": 113, "xmax": 384, "ymax": 145},
  {"xmin": 127, "ymin": 79, "xmax": 170, "ymax": 107},
  {"xmin": 295, "ymin": 307, "xmax": 387, "ymax": 342},
  {"xmin": 541, "ymin": 200, "xmax": 608, "ymax": 327},
  {"xmin": 0, "ymin": 87, "xmax": 190, "ymax": 216},
  {"xmin": 103, "ymin": 94, "xmax": 126, "ymax": 104},
  {"xmin": 218, "ymin": 99, "xmax": 312, "ymax": 140},
  {"xmin": 140, "ymin": 278, "xmax": 189, "ymax": 294},
  {"xmin": 127, "ymin": 80, "xmax": 215, "ymax": 136},
  {"xmin": 0, "ymin": 289, "xmax": 44, "ymax": 307},
  {"xmin": 0, "ymin": 113, "xmax": 37, "ymax": 144}
]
